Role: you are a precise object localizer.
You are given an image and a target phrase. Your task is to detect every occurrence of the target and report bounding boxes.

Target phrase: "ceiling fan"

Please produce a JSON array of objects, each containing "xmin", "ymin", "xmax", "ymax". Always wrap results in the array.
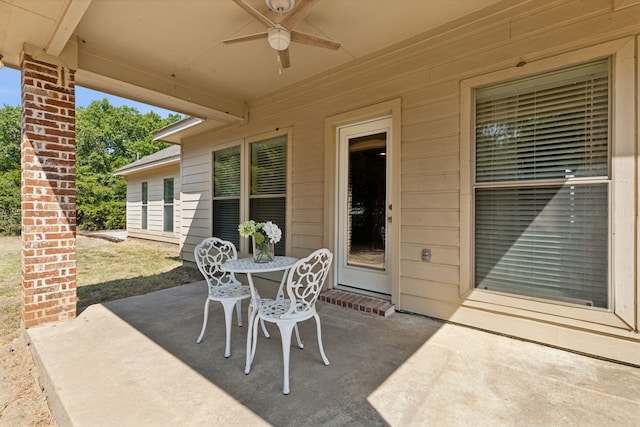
[{"xmin": 223, "ymin": 0, "xmax": 341, "ymax": 69}]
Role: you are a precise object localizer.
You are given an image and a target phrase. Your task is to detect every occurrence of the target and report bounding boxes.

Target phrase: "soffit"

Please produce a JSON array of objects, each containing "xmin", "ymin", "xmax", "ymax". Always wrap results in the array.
[{"xmin": 1, "ymin": 0, "xmax": 506, "ymax": 119}]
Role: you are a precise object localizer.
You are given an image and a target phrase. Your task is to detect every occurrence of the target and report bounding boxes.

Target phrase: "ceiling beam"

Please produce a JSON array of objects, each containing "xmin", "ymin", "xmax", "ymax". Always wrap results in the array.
[
  {"xmin": 76, "ymin": 42, "xmax": 246, "ymax": 120},
  {"xmin": 46, "ymin": 0, "xmax": 93, "ymax": 57}
]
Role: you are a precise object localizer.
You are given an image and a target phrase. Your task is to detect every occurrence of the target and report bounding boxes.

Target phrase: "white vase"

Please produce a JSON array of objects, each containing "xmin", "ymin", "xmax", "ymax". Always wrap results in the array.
[{"xmin": 252, "ymin": 237, "xmax": 274, "ymax": 263}]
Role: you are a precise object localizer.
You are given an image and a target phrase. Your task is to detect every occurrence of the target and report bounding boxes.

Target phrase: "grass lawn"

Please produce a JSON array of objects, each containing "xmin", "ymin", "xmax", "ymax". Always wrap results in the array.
[{"xmin": 0, "ymin": 236, "xmax": 202, "ymax": 346}]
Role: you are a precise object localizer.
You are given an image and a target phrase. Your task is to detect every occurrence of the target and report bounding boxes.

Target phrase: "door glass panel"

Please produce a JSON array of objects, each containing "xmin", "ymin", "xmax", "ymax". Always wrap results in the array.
[{"xmin": 347, "ymin": 133, "xmax": 386, "ymax": 270}]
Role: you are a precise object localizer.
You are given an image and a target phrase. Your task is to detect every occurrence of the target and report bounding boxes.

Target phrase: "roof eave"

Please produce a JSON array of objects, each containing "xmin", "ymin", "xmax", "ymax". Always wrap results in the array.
[
  {"xmin": 114, "ymin": 156, "xmax": 180, "ymax": 176},
  {"xmin": 153, "ymin": 116, "xmax": 206, "ymax": 143}
]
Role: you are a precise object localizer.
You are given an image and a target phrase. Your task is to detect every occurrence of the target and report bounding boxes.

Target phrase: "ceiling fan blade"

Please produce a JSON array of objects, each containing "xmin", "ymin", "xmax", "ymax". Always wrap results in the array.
[
  {"xmin": 231, "ymin": 0, "xmax": 275, "ymax": 28},
  {"xmin": 278, "ymin": 49, "xmax": 291, "ymax": 68},
  {"xmin": 280, "ymin": 0, "xmax": 321, "ymax": 29},
  {"xmin": 291, "ymin": 30, "xmax": 340, "ymax": 50},
  {"xmin": 222, "ymin": 32, "xmax": 268, "ymax": 44}
]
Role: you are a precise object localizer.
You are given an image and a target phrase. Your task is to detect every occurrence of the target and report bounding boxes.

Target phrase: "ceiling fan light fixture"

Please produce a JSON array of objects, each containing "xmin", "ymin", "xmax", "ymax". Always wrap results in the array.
[
  {"xmin": 265, "ymin": 0, "xmax": 295, "ymax": 13},
  {"xmin": 268, "ymin": 26, "xmax": 290, "ymax": 51}
]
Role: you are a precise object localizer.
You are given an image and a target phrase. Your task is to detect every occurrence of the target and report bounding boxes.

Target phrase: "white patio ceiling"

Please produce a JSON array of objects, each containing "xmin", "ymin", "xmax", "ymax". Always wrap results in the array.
[{"xmin": 1, "ymin": 0, "xmax": 503, "ymax": 123}]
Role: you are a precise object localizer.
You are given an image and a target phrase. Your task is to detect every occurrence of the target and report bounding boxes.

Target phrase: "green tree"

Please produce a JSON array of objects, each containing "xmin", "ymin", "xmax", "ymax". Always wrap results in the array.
[
  {"xmin": 75, "ymin": 99, "xmax": 181, "ymax": 230},
  {"xmin": 0, "ymin": 105, "xmax": 20, "ymax": 172},
  {"xmin": 0, "ymin": 169, "xmax": 20, "ymax": 235},
  {"xmin": 0, "ymin": 106, "xmax": 21, "ymax": 235},
  {"xmin": 0, "ymin": 100, "xmax": 182, "ymax": 234}
]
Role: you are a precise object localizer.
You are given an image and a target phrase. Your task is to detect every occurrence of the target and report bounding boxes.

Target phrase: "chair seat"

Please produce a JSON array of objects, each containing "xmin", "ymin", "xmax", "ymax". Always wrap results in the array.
[
  {"xmin": 257, "ymin": 298, "xmax": 314, "ymax": 323},
  {"xmin": 257, "ymin": 298, "xmax": 290, "ymax": 319},
  {"xmin": 209, "ymin": 285, "xmax": 251, "ymax": 300}
]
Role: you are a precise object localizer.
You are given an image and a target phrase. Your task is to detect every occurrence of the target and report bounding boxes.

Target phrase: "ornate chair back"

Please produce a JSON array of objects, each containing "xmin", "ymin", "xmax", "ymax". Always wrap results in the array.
[
  {"xmin": 283, "ymin": 248, "xmax": 333, "ymax": 319},
  {"xmin": 194, "ymin": 237, "xmax": 241, "ymax": 290}
]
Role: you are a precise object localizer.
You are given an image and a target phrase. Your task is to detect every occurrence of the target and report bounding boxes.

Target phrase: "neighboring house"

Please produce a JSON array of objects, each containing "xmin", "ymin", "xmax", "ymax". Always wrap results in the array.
[
  {"xmin": 6, "ymin": 1, "xmax": 640, "ymax": 366},
  {"xmin": 114, "ymin": 145, "xmax": 181, "ymax": 245}
]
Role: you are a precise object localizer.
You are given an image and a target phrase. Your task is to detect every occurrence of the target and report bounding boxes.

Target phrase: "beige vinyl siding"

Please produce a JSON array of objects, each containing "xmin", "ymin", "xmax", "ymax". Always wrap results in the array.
[
  {"xmin": 125, "ymin": 164, "xmax": 181, "ymax": 245},
  {"xmin": 127, "ymin": 181, "xmax": 142, "ymax": 228},
  {"xmin": 180, "ymin": 143, "xmax": 213, "ymax": 262},
  {"xmin": 179, "ymin": 1, "xmax": 640, "ymax": 364}
]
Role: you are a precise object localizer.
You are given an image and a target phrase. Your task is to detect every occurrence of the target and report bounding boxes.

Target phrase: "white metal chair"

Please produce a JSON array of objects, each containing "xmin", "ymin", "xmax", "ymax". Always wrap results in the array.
[
  {"xmin": 247, "ymin": 248, "xmax": 333, "ymax": 394},
  {"xmin": 194, "ymin": 237, "xmax": 251, "ymax": 358}
]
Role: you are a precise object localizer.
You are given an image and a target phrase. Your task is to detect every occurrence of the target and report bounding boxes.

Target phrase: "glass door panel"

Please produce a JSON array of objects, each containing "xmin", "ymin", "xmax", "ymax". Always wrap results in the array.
[{"xmin": 347, "ymin": 134, "xmax": 386, "ymax": 270}]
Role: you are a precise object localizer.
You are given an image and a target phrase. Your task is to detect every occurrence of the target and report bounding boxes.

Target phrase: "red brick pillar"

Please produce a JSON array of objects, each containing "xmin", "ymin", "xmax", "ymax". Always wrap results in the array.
[{"xmin": 21, "ymin": 53, "xmax": 77, "ymax": 328}]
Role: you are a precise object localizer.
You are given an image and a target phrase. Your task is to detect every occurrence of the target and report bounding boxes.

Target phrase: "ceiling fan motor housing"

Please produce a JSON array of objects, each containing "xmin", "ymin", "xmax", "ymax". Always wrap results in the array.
[
  {"xmin": 268, "ymin": 26, "xmax": 291, "ymax": 50},
  {"xmin": 266, "ymin": 0, "xmax": 295, "ymax": 13}
]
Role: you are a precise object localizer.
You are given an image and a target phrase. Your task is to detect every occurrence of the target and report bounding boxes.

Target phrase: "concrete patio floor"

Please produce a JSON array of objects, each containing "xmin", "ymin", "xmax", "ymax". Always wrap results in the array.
[{"xmin": 26, "ymin": 278, "xmax": 640, "ymax": 426}]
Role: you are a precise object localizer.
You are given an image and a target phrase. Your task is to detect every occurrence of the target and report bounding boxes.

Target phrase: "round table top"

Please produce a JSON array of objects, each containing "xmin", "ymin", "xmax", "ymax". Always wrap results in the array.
[{"xmin": 222, "ymin": 256, "xmax": 298, "ymax": 273}]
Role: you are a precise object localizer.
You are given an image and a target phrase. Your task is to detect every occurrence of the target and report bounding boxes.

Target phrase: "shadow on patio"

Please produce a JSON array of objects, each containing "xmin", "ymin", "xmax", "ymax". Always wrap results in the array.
[{"xmin": 26, "ymin": 277, "xmax": 640, "ymax": 426}]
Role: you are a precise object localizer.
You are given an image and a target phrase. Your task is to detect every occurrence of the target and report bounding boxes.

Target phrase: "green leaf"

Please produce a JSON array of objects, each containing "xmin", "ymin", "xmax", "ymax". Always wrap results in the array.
[{"xmin": 252, "ymin": 233, "xmax": 265, "ymax": 245}]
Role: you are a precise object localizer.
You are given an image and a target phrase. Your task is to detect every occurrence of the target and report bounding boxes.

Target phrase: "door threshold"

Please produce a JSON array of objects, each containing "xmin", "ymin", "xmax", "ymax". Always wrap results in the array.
[
  {"xmin": 319, "ymin": 289, "xmax": 395, "ymax": 317},
  {"xmin": 336, "ymin": 284, "xmax": 391, "ymax": 300}
]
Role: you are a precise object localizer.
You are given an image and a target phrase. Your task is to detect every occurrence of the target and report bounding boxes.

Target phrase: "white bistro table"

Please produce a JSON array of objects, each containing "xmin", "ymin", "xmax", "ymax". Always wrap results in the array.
[{"xmin": 222, "ymin": 256, "xmax": 298, "ymax": 373}]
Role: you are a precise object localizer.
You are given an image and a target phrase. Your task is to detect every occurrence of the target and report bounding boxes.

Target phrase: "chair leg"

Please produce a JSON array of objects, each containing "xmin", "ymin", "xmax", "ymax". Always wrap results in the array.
[
  {"xmin": 196, "ymin": 299, "xmax": 211, "ymax": 344},
  {"xmin": 314, "ymin": 313, "xmax": 330, "ymax": 366},
  {"xmin": 247, "ymin": 313, "xmax": 261, "ymax": 374},
  {"xmin": 249, "ymin": 300, "xmax": 270, "ymax": 338},
  {"xmin": 294, "ymin": 324, "xmax": 303, "ymax": 349},
  {"xmin": 277, "ymin": 321, "xmax": 296, "ymax": 395},
  {"xmin": 235, "ymin": 300, "xmax": 243, "ymax": 327},
  {"xmin": 261, "ymin": 319, "xmax": 271, "ymax": 338},
  {"xmin": 245, "ymin": 305, "xmax": 258, "ymax": 374},
  {"xmin": 220, "ymin": 300, "xmax": 237, "ymax": 358}
]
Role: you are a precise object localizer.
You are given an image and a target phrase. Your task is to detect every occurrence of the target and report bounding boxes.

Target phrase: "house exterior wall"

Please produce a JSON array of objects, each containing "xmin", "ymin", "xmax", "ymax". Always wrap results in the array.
[
  {"xmin": 125, "ymin": 164, "xmax": 181, "ymax": 245},
  {"xmin": 180, "ymin": 0, "xmax": 640, "ymax": 364}
]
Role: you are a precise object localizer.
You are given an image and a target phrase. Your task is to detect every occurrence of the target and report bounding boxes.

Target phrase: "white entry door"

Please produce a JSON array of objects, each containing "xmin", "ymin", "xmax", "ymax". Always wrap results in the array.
[{"xmin": 337, "ymin": 117, "xmax": 392, "ymax": 295}]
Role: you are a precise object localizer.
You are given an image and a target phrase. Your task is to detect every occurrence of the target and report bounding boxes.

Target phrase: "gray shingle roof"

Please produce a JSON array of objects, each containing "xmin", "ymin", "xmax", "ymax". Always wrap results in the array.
[{"xmin": 114, "ymin": 144, "xmax": 180, "ymax": 176}]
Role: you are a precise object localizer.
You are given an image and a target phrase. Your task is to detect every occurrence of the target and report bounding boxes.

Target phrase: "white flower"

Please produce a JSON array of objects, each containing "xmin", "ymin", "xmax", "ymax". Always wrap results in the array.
[
  {"xmin": 262, "ymin": 221, "xmax": 282, "ymax": 244},
  {"xmin": 239, "ymin": 219, "xmax": 282, "ymax": 244}
]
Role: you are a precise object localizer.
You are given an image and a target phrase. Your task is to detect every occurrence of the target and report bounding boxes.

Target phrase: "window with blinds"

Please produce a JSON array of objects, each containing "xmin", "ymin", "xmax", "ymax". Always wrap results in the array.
[
  {"xmin": 473, "ymin": 59, "xmax": 610, "ymax": 308},
  {"xmin": 213, "ymin": 146, "xmax": 241, "ymax": 248},
  {"xmin": 163, "ymin": 178, "xmax": 174, "ymax": 233},
  {"xmin": 250, "ymin": 136, "xmax": 287, "ymax": 255},
  {"xmin": 141, "ymin": 182, "xmax": 148, "ymax": 230},
  {"xmin": 211, "ymin": 135, "xmax": 287, "ymax": 253}
]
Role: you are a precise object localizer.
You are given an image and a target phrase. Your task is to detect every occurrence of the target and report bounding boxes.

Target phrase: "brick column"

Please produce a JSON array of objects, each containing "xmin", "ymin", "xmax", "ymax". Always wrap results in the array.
[{"xmin": 21, "ymin": 53, "xmax": 77, "ymax": 328}]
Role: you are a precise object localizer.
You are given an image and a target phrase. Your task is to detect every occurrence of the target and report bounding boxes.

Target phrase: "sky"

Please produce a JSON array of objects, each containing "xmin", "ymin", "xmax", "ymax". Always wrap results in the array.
[{"xmin": 0, "ymin": 66, "xmax": 177, "ymax": 116}]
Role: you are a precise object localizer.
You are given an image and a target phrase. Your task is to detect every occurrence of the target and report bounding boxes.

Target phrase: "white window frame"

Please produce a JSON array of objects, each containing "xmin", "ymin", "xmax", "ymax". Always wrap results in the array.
[
  {"xmin": 211, "ymin": 129, "xmax": 292, "ymax": 256},
  {"xmin": 141, "ymin": 181, "xmax": 148, "ymax": 230},
  {"xmin": 163, "ymin": 177, "xmax": 175, "ymax": 233},
  {"xmin": 460, "ymin": 38, "xmax": 635, "ymax": 330},
  {"xmin": 212, "ymin": 143, "xmax": 242, "ymax": 248}
]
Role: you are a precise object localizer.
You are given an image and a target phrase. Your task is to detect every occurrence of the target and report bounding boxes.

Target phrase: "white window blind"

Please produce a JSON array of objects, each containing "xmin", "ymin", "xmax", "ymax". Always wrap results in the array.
[
  {"xmin": 250, "ymin": 136, "xmax": 287, "ymax": 255},
  {"xmin": 251, "ymin": 136, "xmax": 287, "ymax": 195},
  {"xmin": 213, "ymin": 146, "xmax": 241, "ymax": 247},
  {"xmin": 474, "ymin": 59, "xmax": 610, "ymax": 308}
]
